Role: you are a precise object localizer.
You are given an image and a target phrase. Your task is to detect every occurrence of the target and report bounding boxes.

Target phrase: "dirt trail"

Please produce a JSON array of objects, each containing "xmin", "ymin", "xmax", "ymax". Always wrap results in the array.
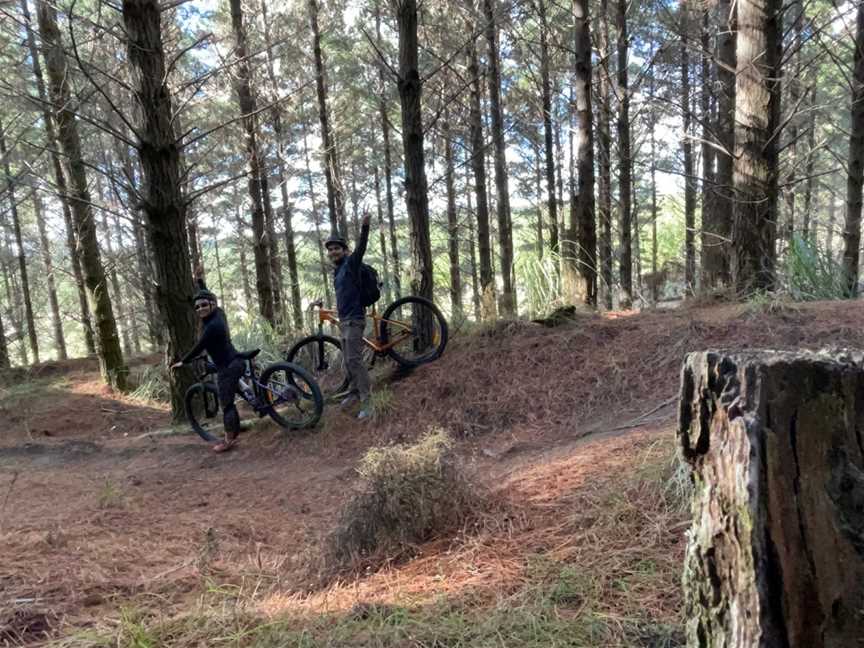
[{"xmin": 1, "ymin": 299, "xmax": 863, "ymax": 643}]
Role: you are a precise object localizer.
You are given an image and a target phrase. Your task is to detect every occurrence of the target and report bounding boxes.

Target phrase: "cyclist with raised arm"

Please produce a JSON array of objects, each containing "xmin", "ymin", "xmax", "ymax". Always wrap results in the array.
[
  {"xmin": 171, "ymin": 277, "xmax": 244, "ymax": 452},
  {"xmin": 324, "ymin": 211, "xmax": 373, "ymax": 420}
]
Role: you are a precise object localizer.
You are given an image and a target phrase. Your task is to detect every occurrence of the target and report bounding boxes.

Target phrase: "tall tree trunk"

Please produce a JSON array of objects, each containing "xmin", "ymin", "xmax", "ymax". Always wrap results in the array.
[
  {"xmin": 373, "ymin": 164, "xmax": 393, "ymax": 304},
  {"xmin": 699, "ymin": 8, "xmax": 718, "ymax": 292},
  {"xmin": 482, "ymin": 0, "xmax": 516, "ymax": 316},
  {"xmin": 467, "ymin": 29, "xmax": 496, "ymax": 319},
  {"xmin": 99, "ymin": 204, "xmax": 132, "ymax": 357},
  {"xmin": 533, "ymin": 143, "xmax": 544, "ymax": 259},
  {"xmin": 132, "ymin": 213, "xmax": 159, "ymax": 349},
  {"xmin": 443, "ymin": 116, "xmax": 463, "ymax": 320},
  {"xmin": 649, "ymin": 56, "xmax": 660, "ymax": 303},
  {"xmin": 0, "ymin": 300, "xmax": 8, "ymax": 369},
  {"xmin": 376, "ymin": 2, "xmax": 402, "ymax": 299},
  {"xmin": 301, "ymin": 116, "xmax": 333, "ymax": 305},
  {"xmin": 784, "ymin": 0, "xmax": 804, "ymax": 249},
  {"xmin": 20, "ymin": 0, "xmax": 94, "ymax": 354},
  {"xmin": 39, "ymin": 0, "xmax": 126, "ymax": 386},
  {"xmin": 309, "ymin": 0, "xmax": 347, "ymax": 235},
  {"xmin": 261, "ymin": 0, "xmax": 302, "ymax": 329},
  {"xmin": 235, "ymin": 206, "xmax": 254, "ymax": 311},
  {"xmin": 827, "ymin": 192, "xmax": 837, "ymax": 259},
  {"xmin": 731, "ymin": 0, "xmax": 782, "ymax": 294},
  {"xmin": 32, "ymin": 191, "xmax": 66, "ymax": 360},
  {"xmin": 843, "ymin": 2, "xmax": 864, "ymax": 295},
  {"xmin": 681, "ymin": 4, "xmax": 696, "ymax": 296},
  {"xmin": 122, "ymin": 0, "xmax": 200, "ymax": 410},
  {"xmin": 536, "ymin": 0, "xmax": 558, "ymax": 260},
  {"xmin": 466, "ymin": 160, "xmax": 482, "ymax": 322},
  {"xmin": 187, "ymin": 212, "xmax": 202, "ymax": 274},
  {"xmin": 598, "ymin": 0, "xmax": 613, "ymax": 308},
  {"xmin": 228, "ymin": 0, "xmax": 275, "ymax": 325},
  {"xmin": 712, "ymin": 0, "xmax": 735, "ymax": 286},
  {"xmin": 394, "ymin": 0, "xmax": 434, "ymax": 309},
  {"xmin": 802, "ymin": 86, "xmax": 817, "ymax": 243},
  {"xmin": 213, "ymin": 231, "xmax": 225, "ymax": 300},
  {"xmin": 616, "ymin": 0, "xmax": 633, "ymax": 308},
  {"xmin": 0, "ymin": 124, "xmax": 39, "ymax": 364},
  {"xmin": 572, "ymin": 0, "xmax": 597, "ymax": 306},
  {"xmin": 3, "ymin": 251, "xmax": 27, "ymax": 367}
]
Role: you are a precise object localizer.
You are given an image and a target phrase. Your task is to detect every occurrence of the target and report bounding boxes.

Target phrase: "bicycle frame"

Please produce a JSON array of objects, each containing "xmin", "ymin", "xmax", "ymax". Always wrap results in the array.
[
  {"xmin": 312, "ymin": 304, "xmax": 413, "ymax": 355},
  {"xmin": 195, "ymin": 357, "xmax": 288, "ymax": 415}
]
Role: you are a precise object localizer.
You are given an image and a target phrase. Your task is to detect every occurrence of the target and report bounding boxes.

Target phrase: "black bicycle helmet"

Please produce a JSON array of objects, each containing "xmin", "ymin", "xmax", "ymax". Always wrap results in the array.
[
  {"xmin": 324, "ymin": 232, "xmax": 348, "ymax": 249},
  {"xmin": 192, "ymin": 277, "xmax": 217, "ymax": 305}
]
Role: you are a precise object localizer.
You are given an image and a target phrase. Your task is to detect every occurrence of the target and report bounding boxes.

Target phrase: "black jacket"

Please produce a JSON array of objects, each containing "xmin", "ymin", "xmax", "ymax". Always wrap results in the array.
[
  {"xmin": 181, "ymin": 308, "xmax": 238, "ymax": 369},
  {"xmin": 334, "ymin": 221, "xmax": 370, "ymax": 321}
]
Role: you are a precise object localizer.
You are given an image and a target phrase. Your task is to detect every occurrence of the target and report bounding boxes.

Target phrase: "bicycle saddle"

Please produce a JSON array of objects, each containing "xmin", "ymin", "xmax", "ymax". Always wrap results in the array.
[{"xmin": 236, "ymin": 349, "xmax": 261, "ymax": 360}]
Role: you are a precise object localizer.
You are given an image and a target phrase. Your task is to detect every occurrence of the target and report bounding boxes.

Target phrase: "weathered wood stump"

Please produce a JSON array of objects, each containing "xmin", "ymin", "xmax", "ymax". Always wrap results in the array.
[{"xmin": 679, "ymin": 350, "xmax": 864, "ymax": 647}]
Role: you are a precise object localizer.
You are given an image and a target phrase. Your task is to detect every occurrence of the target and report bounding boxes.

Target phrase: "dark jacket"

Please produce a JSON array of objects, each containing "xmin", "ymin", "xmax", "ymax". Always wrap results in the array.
[
  {"xmin": 334, "ymin": 221, "xmax": 370, "ymax": 321},
  {"xmin": 181, "ymin": 307, "xmax": 238, "ymax": 369}
]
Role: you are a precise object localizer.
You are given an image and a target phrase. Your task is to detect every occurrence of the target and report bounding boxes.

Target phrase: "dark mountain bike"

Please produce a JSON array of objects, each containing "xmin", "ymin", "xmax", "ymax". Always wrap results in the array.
[
  {"xmin": 184, "ymin": 349, "xmax": 323, "ymax": 443},
  {"xmin": 286, "ymin": 295, "xmax": 448, "ymax": 400}
]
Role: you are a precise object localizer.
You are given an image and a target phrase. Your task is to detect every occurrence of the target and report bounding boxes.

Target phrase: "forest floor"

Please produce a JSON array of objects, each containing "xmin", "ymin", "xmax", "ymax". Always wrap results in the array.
[{"xmin": 1, "ymin": 298, "xmax": 862, "ymax": 647}]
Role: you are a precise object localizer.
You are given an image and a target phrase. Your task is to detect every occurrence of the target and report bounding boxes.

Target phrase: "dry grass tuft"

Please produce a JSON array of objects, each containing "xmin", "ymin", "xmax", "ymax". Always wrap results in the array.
[{"xmin": 318, "ymin": 429, "xmax": 481, "ymax": 579}]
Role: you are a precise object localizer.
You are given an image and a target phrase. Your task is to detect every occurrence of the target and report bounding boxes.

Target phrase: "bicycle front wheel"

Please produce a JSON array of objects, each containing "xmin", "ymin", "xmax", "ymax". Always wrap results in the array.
[
  {"xmin": 380, "ymin": 296, "xmax": 449, "ymax": 368},
  {"xmin": 260, "ymin": 361, "xmax": 324, "ymax": 429},
  {"xmin": 286, "ymin": 334, "xmax": 350, "ymax": 401},
  {"xmin": 184, "ymin": 382, "xmax": 221, "ymax": 443}
]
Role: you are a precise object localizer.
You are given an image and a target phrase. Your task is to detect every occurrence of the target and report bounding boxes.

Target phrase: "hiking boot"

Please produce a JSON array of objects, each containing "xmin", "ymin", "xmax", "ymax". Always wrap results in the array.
[
  {"xmin": 356, "ymin": 408, "xmax": 370, "ymax": 421},
  {"xmin": 340, "ymin": 392, "xmax": 360, "ymax": 409}
]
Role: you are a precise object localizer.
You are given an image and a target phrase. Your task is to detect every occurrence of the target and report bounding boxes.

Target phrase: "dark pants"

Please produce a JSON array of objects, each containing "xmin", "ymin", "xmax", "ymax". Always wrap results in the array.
[{"xmin": 217, "ymin": 357, "xmax": 245, "ymax": 439}]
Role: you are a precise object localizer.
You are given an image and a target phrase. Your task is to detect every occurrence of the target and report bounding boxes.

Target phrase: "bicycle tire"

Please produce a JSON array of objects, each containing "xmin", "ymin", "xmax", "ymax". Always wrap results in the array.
[
  {"xmin": 380, "ymin": 296, "xmax": 449, "ymax": 368},
  {"xmin": 184, "ymin": 382, "xmax": 221, "ymax": 443},
  {"xmin": 260, "ymin": 361, "xmax": 324, "ymax": 429},
  {"xmin": 286, "ymin": 334, "xmax": 350, "ymax": 400}
]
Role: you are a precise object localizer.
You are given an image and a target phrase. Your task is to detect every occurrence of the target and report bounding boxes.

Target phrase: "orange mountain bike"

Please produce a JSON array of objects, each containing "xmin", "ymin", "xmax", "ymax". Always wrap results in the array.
[{"xmin": 286, "ymin": 295, "xmax": 448, "ymax": 399}]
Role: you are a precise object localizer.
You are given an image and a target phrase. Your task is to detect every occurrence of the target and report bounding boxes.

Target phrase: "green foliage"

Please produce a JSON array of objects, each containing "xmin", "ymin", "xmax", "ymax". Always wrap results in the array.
[
  {"xmin": 780, "ymin": 235, "xmax": 850, "ymax": 301},
  {"xmin": 228, "ymin": 314, "xmax": 284, "ymax": 365},
  {"xmin": 515, "ymin": 250, "xmax": 564, "ymax": 318}
]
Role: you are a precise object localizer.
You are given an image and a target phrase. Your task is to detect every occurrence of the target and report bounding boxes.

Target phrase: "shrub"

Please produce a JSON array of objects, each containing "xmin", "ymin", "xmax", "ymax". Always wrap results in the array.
[{"xmin": 323, "ymin": 429, "xmax": 478, "ymax": 574}]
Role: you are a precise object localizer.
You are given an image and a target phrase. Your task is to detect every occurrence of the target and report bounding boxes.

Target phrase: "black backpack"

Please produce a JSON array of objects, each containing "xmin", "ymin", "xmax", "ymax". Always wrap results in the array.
[{"xmin": 357, "ymin": 263, "xmax": 382, "ymax": 307}]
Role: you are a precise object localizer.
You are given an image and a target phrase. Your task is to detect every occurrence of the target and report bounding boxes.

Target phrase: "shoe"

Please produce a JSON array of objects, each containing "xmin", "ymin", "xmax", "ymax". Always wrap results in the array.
[
  {"xmin": 340, "ymin": 392, "xmax": 360, "ymax": 409},
  {"xmin": 212, "ymin": 438, "xmax": 237, "ymax": 453},
  {"xmin": 357, "ymin": 408, "xmax": 370, "ymax": 421}
]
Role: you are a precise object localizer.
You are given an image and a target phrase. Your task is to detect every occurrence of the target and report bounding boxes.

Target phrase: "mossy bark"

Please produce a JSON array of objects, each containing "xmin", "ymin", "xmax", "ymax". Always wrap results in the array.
[{"xmin": 679, "ymin": 350, "xmax": 864, "ymax": 647}]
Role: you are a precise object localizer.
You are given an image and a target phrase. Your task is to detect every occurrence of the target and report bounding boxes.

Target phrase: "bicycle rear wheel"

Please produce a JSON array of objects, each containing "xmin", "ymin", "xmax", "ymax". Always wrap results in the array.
[
  {"xmin": 184, "ymin": 382, "xmax": 221, "ymax": 443},
  {"xmin": 286, "ymin": 334, "xmax": 350, "ymax": 401},
  {"xmin": 380, "ymin": 296, "xmax": 449, "ymax": 368},
  {"xmin": 260, "ymin": 361, "xmax": 324, "ymax": 429}
]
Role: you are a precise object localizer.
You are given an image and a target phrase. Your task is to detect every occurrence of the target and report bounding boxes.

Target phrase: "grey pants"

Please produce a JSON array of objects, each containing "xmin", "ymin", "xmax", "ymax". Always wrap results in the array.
[{"xmin": 339, "ymin": 319, "xmax": 371, "ymax": 402}]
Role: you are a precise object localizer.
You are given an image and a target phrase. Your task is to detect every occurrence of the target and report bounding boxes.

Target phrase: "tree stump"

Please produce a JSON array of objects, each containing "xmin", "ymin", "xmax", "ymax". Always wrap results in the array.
[{"xmin": 679, "ymin": 350, "xmax": 864, "ymax": 647}]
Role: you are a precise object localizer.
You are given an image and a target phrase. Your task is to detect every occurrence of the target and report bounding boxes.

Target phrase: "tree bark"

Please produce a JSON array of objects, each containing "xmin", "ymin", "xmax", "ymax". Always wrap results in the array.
[
  {"xmin": 711, "ymin": 0, "xmax": 735, "ymax": 286},
  {"xmin": 309, "ymin": 0, "xmax": 347, "ymax": 235},
  {"xmin": 681, "ymin": 4, "xmax": 696, "ymax": 297},
  {"xmin": 731, "ymin": 0, "xmax": 781, "ymax": 295},
  {"xmin": 616, "ymin": 0, "xmax": 633, "ymax": 308},
  {"xmin": 0, "ymin": 300, "xmax": 8, "ymax": 369},
  {"xmin": 376, "ymin": 2, "xmax": 402, "ymax": 300},
  {"xmin": 19, "ymin": 0, "xmax": 94, "ymax": 354},
  {"xmin": 467, "ymin": 29, "xmax": 496, "ymax": 319},
  {"xmin": 598, "ymin": 0, "xmax": 613, "ymax": 309},
  {"xmin": 121, "ymin": 0, "xmax": 199, "ymax": 410},
  {"xmin": 261, "ymin": 0, "xmax": 302, "ymax": 329},
  {"xmin": 466, "ymin": 159, "xmax": 482, "ymax": 322},
  {"xmin": 32, "ymin": 192, "xmax": 66, "ymax": 359},
  {"xmin": 533, "ymin": 143, "xmax": 544, "ymax": 260},
  {"xmin": 373, "ymin": 164, "xmax": 393, "ymax": 305},
  {"xmin": 228, "ymin": 0, "xmax": 275, "ymax": 325},
  {"xmin": 679, "ymin": 349, "xmax": 864, "ymax": 647},
  {"xmin": 37, "ymin": 0, "xmax": 127, "ymax": 387},
  {"xmin": 536, "ymin": 0, "xmax": 558, "ymax": 261},
  {"xmin": 571, "ymin": 0, "xmax": 596, "ymax": 307},
  {"xmin": 649, "ymin": 58, "xmax": 660, "ymax": 304},
  {"xmin": 443, "ymin": 116, "xmax": 463, "ymax": 320},
  {"xmin": 0, "ymin": 123, "xmax": 39, "ymax": 365},
  {"xmin": 482, "ymin": 0, "xmax": 516, "ymax": 316},
  {"xmin": 235, "ymin": 204, "xmax": 254, "ymax": 311},
  {"xmin": 699, "ymin": 8, "xmax": 718, "ymax": 292},
  {"xmin": 802, "ymin": 86, "xmax": 817, "ymax": 243},
  {"xmin": 842, "ymin": 2, "xmax": 864, "ymax": 296},
  {"xmin": 394, "ymin": 0, "xmax": 434, "ymax": 309},
  {"xmin": 301, "ymin": 115, "xmax": 333, "ymax": 305},
  {"xmin": 784, "ymin": 0, "xmax": 804, "ymax": 248}
]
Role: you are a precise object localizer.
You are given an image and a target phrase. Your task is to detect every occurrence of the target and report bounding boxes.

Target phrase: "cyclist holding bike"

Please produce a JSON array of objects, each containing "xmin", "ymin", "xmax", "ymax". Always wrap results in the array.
[
  {"xmin": 171, "ymin": 277, "xmax": 243, "ymax": 452},
  {"xmin": 324, "ymin": 211, "xmax": 372, "ymax": 420}
]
